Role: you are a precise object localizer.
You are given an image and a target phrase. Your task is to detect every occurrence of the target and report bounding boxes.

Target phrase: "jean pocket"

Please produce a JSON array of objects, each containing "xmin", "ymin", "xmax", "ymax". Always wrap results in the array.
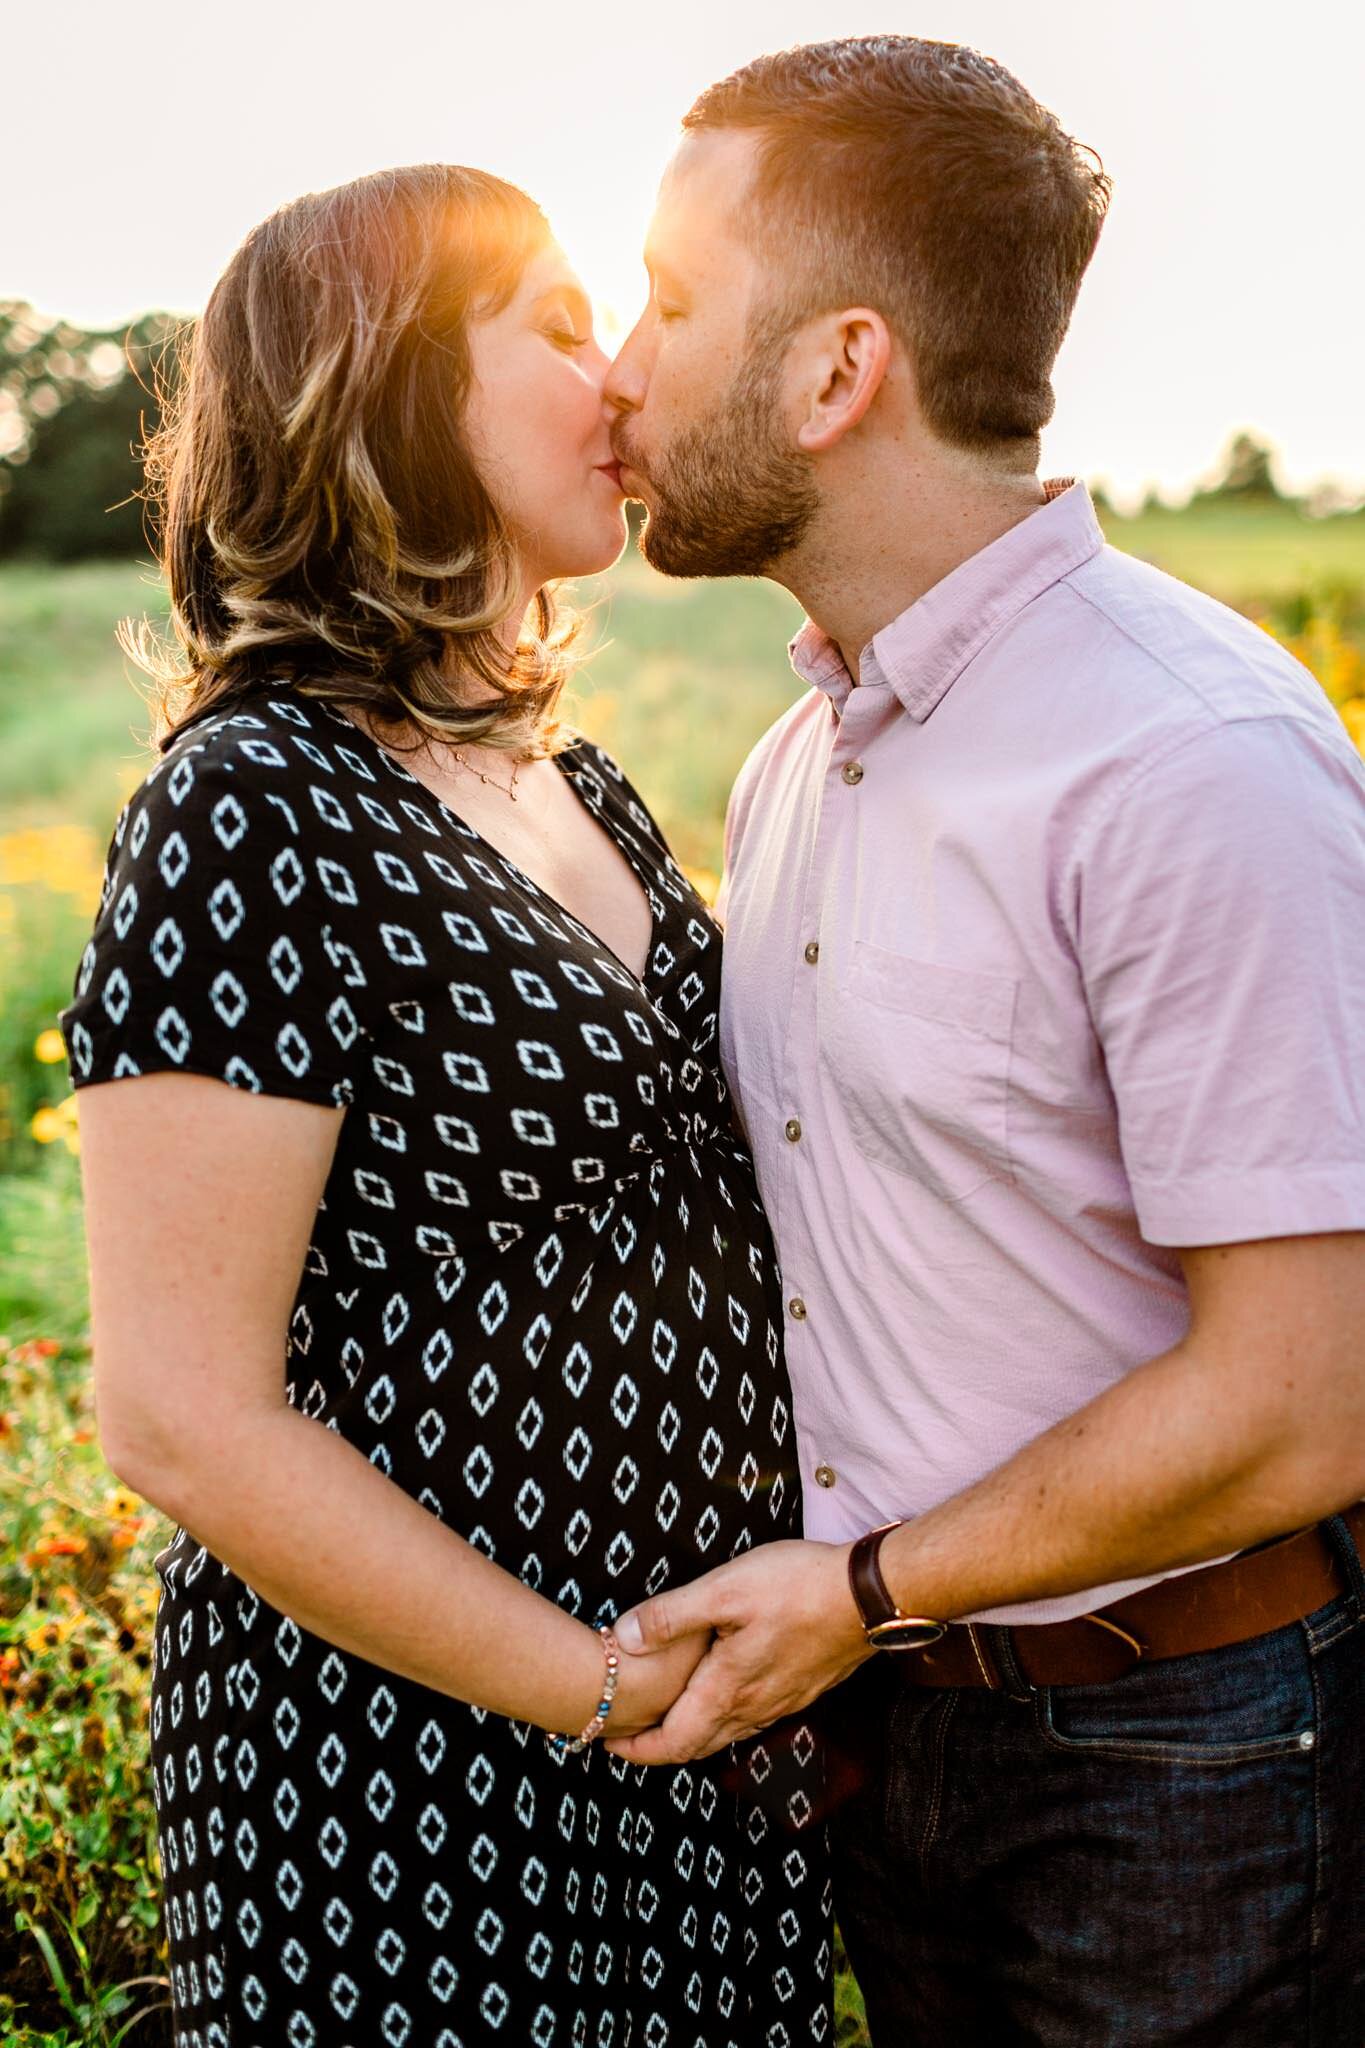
[
  {"xmin": 1035, "ymin": 1620, "xmax": 1318, "ymax": 1764},
  {"xmin": 819, "ymin": 944, "xmax": 1018, "ymax": 1202}
]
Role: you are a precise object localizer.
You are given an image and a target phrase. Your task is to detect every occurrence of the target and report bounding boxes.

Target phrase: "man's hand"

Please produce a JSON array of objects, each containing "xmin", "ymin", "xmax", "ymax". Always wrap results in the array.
[{"xmin": 604, "ymin": 1539, "xmax": 874, "ymax": 1763}]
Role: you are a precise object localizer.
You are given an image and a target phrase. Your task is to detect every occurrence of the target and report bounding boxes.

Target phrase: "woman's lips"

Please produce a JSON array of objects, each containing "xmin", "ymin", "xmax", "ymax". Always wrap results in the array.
[{"xmin": 595, "ymin": 461, "xmax": 624, "ymax": 490}]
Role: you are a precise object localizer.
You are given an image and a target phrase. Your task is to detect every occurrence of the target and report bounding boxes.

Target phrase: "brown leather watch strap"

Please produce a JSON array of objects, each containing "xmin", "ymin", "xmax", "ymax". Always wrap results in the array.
[{"xmin": 848, "ymin": 1519, "xmax": 906, "ymax": 1632}]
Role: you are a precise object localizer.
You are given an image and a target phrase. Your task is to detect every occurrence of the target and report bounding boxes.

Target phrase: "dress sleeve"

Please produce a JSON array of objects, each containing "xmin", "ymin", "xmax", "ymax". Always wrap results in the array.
[
  {"xmin": 1074, "ymin": 712, "xmax": 1365, "ymax": 1246},
  {"xmin": 59, "ymin": 738, "xmax": 373, "ymax": 1108}
]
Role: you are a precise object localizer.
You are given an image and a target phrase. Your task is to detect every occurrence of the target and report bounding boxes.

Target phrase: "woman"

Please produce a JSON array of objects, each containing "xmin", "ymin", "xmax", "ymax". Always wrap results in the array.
[{"xmin": 60, "ymin": 166, "xmax": 830, "ymax": 2046}]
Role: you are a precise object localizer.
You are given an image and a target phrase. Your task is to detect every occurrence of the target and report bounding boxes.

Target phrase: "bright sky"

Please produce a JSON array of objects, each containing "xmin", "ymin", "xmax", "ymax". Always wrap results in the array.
[{"xmin": 11, "ymin": 0, "xmax": 1364, "ymax": 507}]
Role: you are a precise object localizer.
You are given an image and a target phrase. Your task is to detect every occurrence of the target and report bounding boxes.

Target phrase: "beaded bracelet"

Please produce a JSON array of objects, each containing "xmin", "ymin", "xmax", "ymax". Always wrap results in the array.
[{"xmin": 545, "ymin": 1625, "xmax": 621, "ymax": 1757}]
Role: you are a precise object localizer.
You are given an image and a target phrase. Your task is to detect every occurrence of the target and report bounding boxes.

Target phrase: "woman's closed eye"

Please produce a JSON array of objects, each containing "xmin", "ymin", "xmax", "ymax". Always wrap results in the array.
[{"xmin": 545, "ymin": 318, "xmax": 591, "ymax": 353}]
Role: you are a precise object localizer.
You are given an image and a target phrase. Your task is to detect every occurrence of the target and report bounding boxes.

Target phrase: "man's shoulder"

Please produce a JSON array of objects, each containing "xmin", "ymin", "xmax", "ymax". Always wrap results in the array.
[{"xmin": 1053, "ymin": 543, "xmax": 1336, "ymax": 737}]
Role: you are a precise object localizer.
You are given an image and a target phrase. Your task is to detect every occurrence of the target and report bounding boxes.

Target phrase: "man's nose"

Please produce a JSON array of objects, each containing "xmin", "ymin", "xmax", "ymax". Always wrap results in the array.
[{"xmin": 603, "ymin": 319, "xmax": 649, "ymax": 418}]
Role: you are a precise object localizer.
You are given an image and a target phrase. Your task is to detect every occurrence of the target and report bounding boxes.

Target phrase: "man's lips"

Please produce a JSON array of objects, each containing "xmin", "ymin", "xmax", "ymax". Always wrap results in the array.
[
  {"xmin": 611, "ymin": 454, "xmax": 649, "ymax": 497},
  {"xmin": 595, "ymin": 460, "xmax": 624, "ymax": 489}
]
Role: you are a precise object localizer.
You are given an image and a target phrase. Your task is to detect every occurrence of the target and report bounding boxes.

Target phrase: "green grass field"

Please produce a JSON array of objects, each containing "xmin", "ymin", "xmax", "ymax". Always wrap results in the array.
[
  {"xmin": 1, "ymin": 495, "xmax": 1362, "ymax": 2044},
  {"xmin": 3, "ymin": 496, "xmax": 1361, "ymax": 863}
]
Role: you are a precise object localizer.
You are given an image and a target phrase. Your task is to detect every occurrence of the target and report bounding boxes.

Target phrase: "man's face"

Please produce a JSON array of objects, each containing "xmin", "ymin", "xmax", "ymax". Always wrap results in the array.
[{"xmin": 605, "ymin": 129, "xmax": 818, "ymax": 578}]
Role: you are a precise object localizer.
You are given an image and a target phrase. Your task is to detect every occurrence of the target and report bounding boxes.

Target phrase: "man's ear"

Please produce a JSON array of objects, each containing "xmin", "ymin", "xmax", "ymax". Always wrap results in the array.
[{"xmin": 795, "ymin": 309, "xmax": 893, "ymax": 454}]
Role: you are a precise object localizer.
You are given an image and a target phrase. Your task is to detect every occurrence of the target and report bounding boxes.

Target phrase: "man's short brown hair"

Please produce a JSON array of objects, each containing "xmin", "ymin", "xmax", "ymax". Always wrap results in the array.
[{"xmin": 684, "ymin": 36, "xmax": 1112, "ymax": 457}]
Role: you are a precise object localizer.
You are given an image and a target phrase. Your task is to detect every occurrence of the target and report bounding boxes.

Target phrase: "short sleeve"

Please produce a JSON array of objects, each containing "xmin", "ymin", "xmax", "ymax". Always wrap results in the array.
[
  {"xmin": 1075, "ymin": 713, "xmax": 1365, "ymax": 1245},
  {"xmin": 59, "ymin": 737, "xmax": 372, "ymax": 1108}
]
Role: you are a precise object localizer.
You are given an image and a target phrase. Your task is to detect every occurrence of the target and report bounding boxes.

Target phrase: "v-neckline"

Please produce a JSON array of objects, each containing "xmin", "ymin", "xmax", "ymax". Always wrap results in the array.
[{"xmin": 321, "ymin": 707, "xmax": 658, "ymax": 992}]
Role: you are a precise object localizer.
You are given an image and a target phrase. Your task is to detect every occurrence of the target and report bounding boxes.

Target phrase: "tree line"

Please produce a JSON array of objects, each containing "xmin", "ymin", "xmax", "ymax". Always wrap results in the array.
[{"xmin": 0, "ymin": 301, "xmax": 1346, "ymax": 563}]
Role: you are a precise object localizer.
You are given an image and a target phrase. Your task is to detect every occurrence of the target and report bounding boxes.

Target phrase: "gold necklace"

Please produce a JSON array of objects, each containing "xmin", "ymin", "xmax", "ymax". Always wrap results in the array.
[{"xmin": 450, "ymin": 747, "xmax": 522, "ymax": 802}]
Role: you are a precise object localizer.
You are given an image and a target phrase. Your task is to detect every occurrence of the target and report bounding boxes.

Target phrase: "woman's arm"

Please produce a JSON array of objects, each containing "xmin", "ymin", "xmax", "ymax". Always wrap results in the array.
[{"xmin": 78, "ymin": 1071, "xmax": 702, "ymax": 1738}]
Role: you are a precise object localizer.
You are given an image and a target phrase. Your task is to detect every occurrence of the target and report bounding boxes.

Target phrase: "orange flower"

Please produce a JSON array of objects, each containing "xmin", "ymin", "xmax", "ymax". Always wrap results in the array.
[{"xmin": 22, "ymin": 1534, "xmax": 88, "ymax": 1566}]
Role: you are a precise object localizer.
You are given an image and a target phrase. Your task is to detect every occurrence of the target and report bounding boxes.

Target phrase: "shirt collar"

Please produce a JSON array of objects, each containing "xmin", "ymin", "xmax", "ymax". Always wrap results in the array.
[{"xmin": 788, "ymin": 478, "xmax": 1105, "ymax": 721}]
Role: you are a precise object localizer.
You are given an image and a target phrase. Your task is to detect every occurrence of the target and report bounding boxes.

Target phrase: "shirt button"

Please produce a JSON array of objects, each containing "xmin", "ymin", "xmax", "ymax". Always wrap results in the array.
[
  {"xmin": 788, "ymin": 1296, "xmax": 808, "ymax": 1321},
  {"xmin": 814, "ymin": 1464, "xmax": 837, "ymax": 1489},
  {"xmin": 784, "ymin": 1118, "xmax": 802, "ymax": 1143},
  {"xmin": 803, "ymin": 940, "xmax": 820, "ymax": 965},
  {"xmin": 841, "ymin": 761, "xmax": 864, "ymax": 785}
]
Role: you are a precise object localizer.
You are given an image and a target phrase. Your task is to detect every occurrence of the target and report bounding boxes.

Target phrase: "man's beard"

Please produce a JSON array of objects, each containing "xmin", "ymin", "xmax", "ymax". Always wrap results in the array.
[{"xmin": 617, "ymin": 328, "xmax": 818, "ymax": 579}]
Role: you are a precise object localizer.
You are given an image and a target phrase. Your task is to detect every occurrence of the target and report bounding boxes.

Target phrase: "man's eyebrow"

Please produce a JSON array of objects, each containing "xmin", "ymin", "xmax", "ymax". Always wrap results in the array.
[{"xmin": 643, "ymin": 248, "xmax": 687, "ymax": 289}]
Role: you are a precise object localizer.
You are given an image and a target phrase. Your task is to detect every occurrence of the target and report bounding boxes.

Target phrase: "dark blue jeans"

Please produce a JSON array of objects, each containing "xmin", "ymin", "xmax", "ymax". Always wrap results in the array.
[{"xmin": 824, "ymin": 1526, "xmax": 1365, "ymax": 2045}]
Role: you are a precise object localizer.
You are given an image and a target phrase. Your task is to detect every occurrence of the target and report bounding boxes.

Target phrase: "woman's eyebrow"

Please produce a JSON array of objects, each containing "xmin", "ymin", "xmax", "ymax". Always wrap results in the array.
[{"xmin": 529, "ymin": 281, "xmax": 592, "ymax": 324}]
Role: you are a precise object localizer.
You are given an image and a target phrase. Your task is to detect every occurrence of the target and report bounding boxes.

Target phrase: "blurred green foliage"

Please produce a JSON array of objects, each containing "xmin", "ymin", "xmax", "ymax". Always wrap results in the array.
[{"xmin": 0, "ymin": 305, "xmax": 179, "ymax": 562}]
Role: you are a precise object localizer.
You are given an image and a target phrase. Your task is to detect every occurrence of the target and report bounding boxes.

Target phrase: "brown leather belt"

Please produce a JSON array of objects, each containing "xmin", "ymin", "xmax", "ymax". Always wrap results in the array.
[{"xmin": 894, "ymin": 1502, "xmax": 1365, "ymax": 1691}]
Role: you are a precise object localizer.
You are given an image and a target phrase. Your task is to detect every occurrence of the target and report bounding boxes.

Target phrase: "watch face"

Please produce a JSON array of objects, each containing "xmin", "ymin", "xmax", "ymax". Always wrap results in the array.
[{"xmin": 868, "ymin": 1618, "xmax": 947, "ymax": 1652}]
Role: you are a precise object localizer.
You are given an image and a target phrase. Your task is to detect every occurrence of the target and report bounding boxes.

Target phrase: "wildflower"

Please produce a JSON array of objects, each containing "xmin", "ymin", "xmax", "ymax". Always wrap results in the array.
[
  {"xmin": 22, "ymin": 1534, "xmax": 88, "ymax": 1566},
  {"xmin": 24, "ymin": 1617, "xmax": 69, "ymax": 1652},
  {"xmin": 9, "ymin": 1338, "xmax": 58, "ymax": 1366},
  {"xmin": 103, "ymin": 1487, "xmax": 143, "ymax": 1522},
  {"xmin": 80, "ymin": 1715, "xmax": 107, "ymax": 1761},
  {"xmin": 30, "ymin": 1106, "xmax": 64, "ymax": 1145},
  {"xmin": 33, "ymin": 1028, "xmax": 67, "ymax": 1065}
]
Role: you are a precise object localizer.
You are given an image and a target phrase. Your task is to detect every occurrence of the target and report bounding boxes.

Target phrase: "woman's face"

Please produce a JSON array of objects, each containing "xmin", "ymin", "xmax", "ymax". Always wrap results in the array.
[{"xmin": 464, "ymin": 243, "xmax": 626, "ymax": 590}]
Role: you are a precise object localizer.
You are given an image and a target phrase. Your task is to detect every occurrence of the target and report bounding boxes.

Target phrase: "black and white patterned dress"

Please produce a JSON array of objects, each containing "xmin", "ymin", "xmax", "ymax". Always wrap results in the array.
[{"xmin": 60, "ymin": 692, "xmax": 832, "ymax": 2048}]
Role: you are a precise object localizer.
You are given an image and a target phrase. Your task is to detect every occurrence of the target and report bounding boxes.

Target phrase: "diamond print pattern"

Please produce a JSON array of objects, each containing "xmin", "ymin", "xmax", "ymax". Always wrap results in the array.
[{"xmin": 60, "ymin": 694, "xmax": 830, "ymax": 2044}]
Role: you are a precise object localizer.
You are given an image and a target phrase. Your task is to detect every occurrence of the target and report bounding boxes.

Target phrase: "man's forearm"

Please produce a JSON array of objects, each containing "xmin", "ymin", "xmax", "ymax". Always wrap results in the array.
[{"xmin": 878, "ymin": 1333, "xmax": 1365, "ymax": 1623}]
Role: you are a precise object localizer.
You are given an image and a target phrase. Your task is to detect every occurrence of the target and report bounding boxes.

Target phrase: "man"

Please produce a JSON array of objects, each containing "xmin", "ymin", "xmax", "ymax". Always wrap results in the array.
[{"xmin": 600, "ymin": 35, "xmax": 1365, "ymax": 2045}]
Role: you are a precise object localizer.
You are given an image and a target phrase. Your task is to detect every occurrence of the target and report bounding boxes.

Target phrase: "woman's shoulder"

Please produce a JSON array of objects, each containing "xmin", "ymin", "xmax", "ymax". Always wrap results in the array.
[
  {"xmin": 112, "ymin": 688, "xmax": 424, "ymax": 871},
  {"xmin": 142, "ymin": 689, "xmax": 379, "ymax": 805},
  {"xmin": 62, "ymin": 690, "xmax": 384, "ymax": 1105}
]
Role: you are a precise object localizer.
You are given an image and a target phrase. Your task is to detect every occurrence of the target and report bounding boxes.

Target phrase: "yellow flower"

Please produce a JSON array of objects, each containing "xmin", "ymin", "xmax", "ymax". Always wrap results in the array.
[
  {"xmin": 24, "ymin": 1616, "xmax": 76, "ymax": 1653},
  {"xmin": 1340, "ymin": 699, "xmax": 1365, "ymax": 757},
  {"xmin": 30, "ymin": 1106, "xmax": 63, "ymax": 1145},
  {"xmin": 103, "ymin": 1487, "xmax": 143, "ymax": 1521},
  {"xmin": 0, "ymin": 824, "xmax": 106, "ymax": 910},
  {"xmin": 33, "ymin": 1029, "xmax": 67, "ymax": 1064}
]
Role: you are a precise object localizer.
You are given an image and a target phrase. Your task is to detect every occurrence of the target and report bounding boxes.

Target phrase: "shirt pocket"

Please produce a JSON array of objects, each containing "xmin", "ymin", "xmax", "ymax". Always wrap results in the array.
[{"xmin": 820, "ymin": 941, "xmax": 1018, "ymax": 1201}]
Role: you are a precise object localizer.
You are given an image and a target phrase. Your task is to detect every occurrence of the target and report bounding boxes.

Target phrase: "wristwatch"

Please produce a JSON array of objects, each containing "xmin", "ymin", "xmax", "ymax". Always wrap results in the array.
[{"xmin": 848, "ymin": 1520, "xmax": 948, "ymax": 1651}]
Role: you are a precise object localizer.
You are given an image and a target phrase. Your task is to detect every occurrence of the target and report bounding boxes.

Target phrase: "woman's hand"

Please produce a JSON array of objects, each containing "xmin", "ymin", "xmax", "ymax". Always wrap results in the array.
[{"xmin": 599, "ymin": 1624, "xmax": 713, "ymax": 1741}]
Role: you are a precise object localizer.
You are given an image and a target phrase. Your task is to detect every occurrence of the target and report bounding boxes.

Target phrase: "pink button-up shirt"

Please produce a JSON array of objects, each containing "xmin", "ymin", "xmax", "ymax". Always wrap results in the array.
[{"xmin": 718, "ymin": 479, "xmax": 1365, "ymax": 1624}]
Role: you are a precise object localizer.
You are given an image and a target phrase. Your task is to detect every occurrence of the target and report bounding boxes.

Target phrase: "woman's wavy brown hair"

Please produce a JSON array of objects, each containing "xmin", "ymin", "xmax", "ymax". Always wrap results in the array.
[{"xmin": 131, "ymin": 164, "xmax": 585, "ymax": 759}]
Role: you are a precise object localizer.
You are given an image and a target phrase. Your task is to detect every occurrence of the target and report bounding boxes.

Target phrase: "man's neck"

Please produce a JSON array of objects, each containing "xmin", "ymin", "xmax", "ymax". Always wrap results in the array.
[{"xmin": 781, "ymin": 463, "xmax": 1049, "ymax": 682}]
